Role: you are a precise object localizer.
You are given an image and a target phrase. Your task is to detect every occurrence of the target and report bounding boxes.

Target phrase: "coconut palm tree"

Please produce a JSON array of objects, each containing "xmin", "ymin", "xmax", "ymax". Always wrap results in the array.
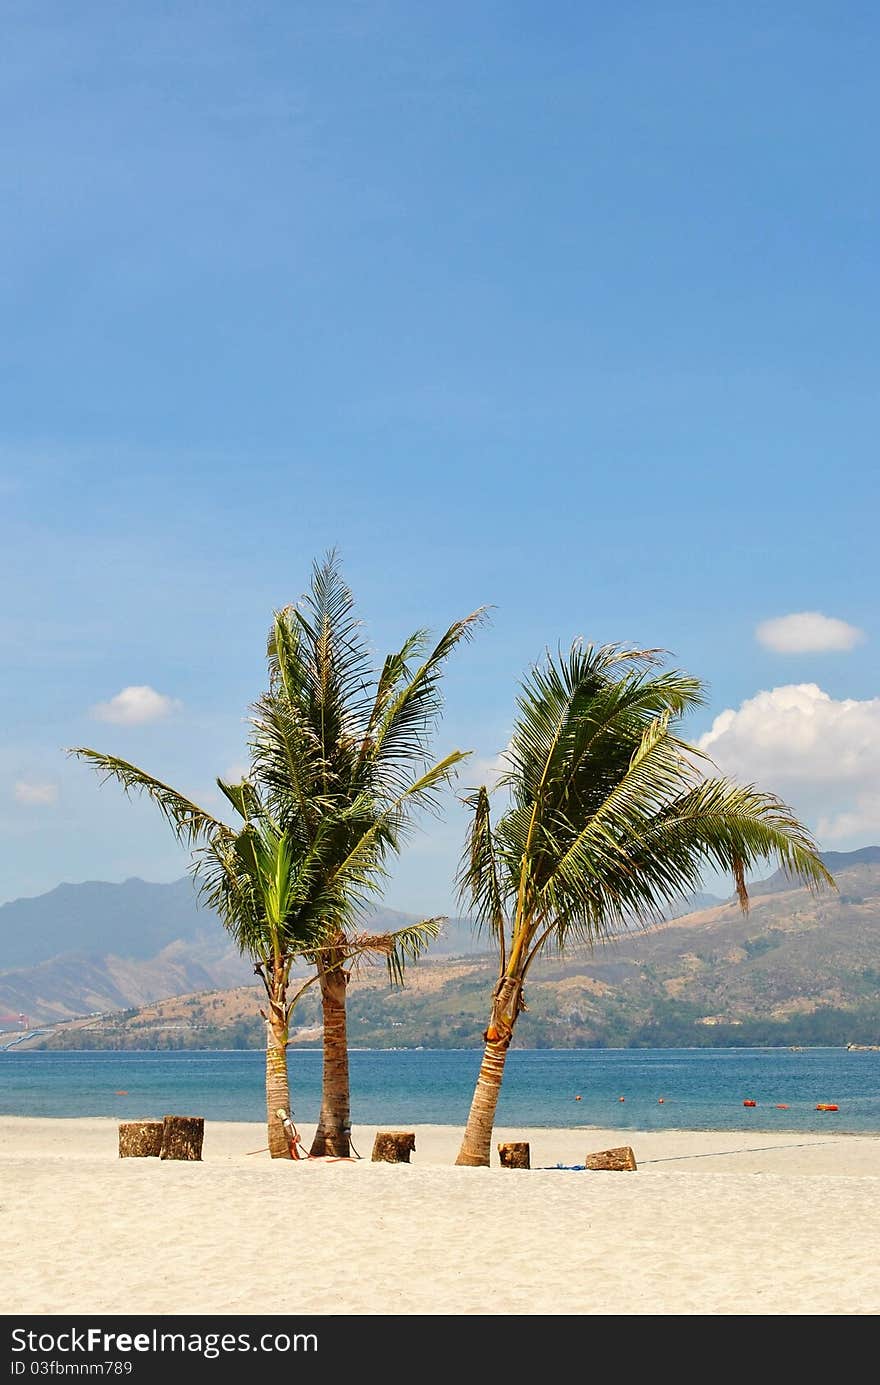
[
  {"xmin": 66, "ymin": 752, "xmax": 441, "ymax": 1158},
  {"xmin": 71, "ymin": 554, "xmax": 484, "ymax": 1159},
  {"xmin": 251, "ymin": 553, "xmax": 486, "ymax": 1156},
  {"xmin": 454, "ymin": 640, "xmax": 835, "ymax": 1167}
]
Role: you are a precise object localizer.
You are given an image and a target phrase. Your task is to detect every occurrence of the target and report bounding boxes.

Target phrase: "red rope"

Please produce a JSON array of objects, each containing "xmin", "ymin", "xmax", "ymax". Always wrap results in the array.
[{"xmin": 278, "ymin": 1108, "xmax": 358, "ymax": 1163}]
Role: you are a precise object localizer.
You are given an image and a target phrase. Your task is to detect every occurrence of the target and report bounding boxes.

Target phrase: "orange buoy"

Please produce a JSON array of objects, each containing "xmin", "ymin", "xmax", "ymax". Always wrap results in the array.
[
  {"xmin": 776, "ymin": 1104, "xmax": 789, "ymax": 1109},
  {"xmin": 743, "ymin": 1099, "xmax": 757, "ymax": 1107},
  {"xmin": 816, "ymin": 1103, "xmax": 839, "ymax": 1112},
  {"xmin": 114, "ymin": 1090, "xmax": 128, "ymax": 1095}
]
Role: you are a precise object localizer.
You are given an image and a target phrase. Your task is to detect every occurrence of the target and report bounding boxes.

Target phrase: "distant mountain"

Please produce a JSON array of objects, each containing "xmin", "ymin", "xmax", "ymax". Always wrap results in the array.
[
  {"xmin": 0, "ymin": 876, "xmax": 214, "ymax": 968},
  {"xmin": 0, "ymin": 876, "xmax": 487, "ymax": 1025},
  {"xmin": 27, "ymin": 846, "xmax": 880, "ymax": 1051},
  {"xmin": 4, "ymin": 850, "xmax": 878, "ymax": 1044},
  {"xmin": 750, "ymin": 845, "xmax": 880, "ymax": 897},
  {"xmin": 0, "ymin": 936, "xmax": 255, "ymax": 1027},
  {"xmin": 665, "ymin": 890, "xmax": 726, "ymax": 917}
]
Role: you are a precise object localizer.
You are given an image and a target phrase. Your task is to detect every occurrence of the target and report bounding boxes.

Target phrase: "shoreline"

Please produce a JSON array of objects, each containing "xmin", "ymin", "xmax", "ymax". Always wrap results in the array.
[
  {"xmin": 3, "ymin": 1114, "xmax": 879, "ymax": 1168},
  {"xmin": 1, "ymin": 1112, "xmax": 877, "ymax": 1138},
  {"xmin": 3, "ymin": 1117, "xmax": 878, "ymax": 1315}
]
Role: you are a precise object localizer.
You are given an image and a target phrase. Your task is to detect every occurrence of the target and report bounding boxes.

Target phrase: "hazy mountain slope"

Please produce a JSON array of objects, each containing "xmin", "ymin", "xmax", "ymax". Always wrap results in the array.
[
  {"xmin": 748, "ymin": 845, "xmax": 880, "ymax": 897},
  {"xmin": 19, "ymin": 850, "xmax": 880, "ymax": 1049},
  {"xmin": 0, "ymin": 937, "xmax": 254, "ymax": 1025},
  {"xmin": 0, "ymin": 876, "xmax": 213, "ymax": 967},
  {"xmin": 0, "ymin": 880, "xmax": 487, "ymax": 1024}
]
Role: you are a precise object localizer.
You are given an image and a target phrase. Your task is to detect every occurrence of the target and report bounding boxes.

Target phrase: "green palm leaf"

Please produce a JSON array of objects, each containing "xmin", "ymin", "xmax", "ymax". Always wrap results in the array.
[
  {"xmin": 455, "ymin": 637, "xmax": 834, "ymax": 1167},
  {"xmin": 67, "ymin": 749, "xmax": 232, "ymax": 848},
  {"xmin": 457, "ymin": 786, "xmax": 508, "ymax": 967},
  {"xmin": 368, "ymin": 608, "xmax": 488, "ymax": 789}
]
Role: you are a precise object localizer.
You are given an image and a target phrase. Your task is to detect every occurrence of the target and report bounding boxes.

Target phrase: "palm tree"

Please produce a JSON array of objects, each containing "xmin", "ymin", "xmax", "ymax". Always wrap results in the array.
[
  {"xmin": 70, "ymin": 554, "xmax": 484, "ymax": 1160},
  {"xmin": 66, "ymin": 753, "xmax": 441, "ymax": 1158},
  {"xmin": 250, "ymin": 553, "xmax": 486, "ymax": 1156},
  {"xmin": 454, "ymin": 640, "xmax": 835, "ymax": 1167}
]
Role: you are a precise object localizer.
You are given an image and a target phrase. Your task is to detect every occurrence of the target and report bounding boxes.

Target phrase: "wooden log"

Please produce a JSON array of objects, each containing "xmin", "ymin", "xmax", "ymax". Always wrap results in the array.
[
  {"xmin": 371, "ymin": 1130, "xmax": 416, "ymax": 1163},
  {"xmin": 160, "ymin": 1115, "xmax": 205, "ymax": 1161},
  {"xmin": 585, "ymin": 1145, "xmax": 637, "ymax": 1171},
  {"xmin": 498, "ymin": 1141, "xmax": 530, "ymax": 1168},
  {"xmin": 118, "ymin": 1120, "xmax": 164, "ymax": 1158}
]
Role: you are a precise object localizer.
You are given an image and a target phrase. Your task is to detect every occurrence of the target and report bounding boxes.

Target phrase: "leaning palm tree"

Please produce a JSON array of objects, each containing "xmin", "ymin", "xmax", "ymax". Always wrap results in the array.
[
  {"xmin": 251, "ymin": 553, "xmax": 486, "ymax": 1156},
  {"xmin": 454, "ymin": 640, "xmax": 835, "ymax": 1166},
  {"xmin": 66, "ymin": 753, "xmax": 442, "ymax": 1158}
]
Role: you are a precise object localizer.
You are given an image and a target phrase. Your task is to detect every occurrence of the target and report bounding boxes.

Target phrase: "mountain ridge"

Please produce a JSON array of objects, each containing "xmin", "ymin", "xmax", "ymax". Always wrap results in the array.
[{"xmin": 3, "ymin": 848, "xmax": 878, "ymax": 1046}]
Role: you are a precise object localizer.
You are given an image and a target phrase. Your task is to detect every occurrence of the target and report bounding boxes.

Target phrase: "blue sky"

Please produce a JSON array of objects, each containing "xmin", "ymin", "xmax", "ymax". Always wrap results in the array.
[{"xmin": 2, "ymin": 2, "xmax": 878, "ymax": 913}]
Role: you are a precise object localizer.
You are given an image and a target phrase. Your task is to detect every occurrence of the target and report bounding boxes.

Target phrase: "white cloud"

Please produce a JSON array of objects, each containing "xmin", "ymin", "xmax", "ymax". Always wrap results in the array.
[
  {"xmin": 468, "ymin": 747, "xmax": 513, "ymax": 791},
  {"xmin": 223, "ymin": 762, "xmax": 250, "ymax": 784},
  {"xmin": 91, "ymin": 685, "xmax": 181, "ymax": 726},
  {"xmin": 756, "ymin": 611, "xmax": 864, "ymax": 654},
  {"xmin": 698, "ymin": 683, "xmax": 880, "ymax": 845},
  {"xmin": 816, "ymin": 795, "xmax": 880, "ymax": 843},
  {"xmin": 14, "ymin": 780, "xmax": 59, "ymax": 806}
]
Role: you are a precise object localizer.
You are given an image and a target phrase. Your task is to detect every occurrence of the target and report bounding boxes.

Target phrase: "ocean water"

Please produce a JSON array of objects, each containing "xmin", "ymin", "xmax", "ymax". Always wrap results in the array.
[{"xmin": 1, "ymin": 1047, "xmax": 878, "ymax": 1134}]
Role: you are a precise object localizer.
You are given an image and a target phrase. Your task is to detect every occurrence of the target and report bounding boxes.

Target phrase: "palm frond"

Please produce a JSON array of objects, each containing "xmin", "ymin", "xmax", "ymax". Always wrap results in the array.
[
  {"xmin": 503, "ymin": 644, "xmax": 704, "ymax": 812},
  {"xmin": 190, "ymin": 836, "xmax": 263, "ymax": 959},
  {"xmin": 248, "ymin": 693, "xmax": 333, "ymax": 838},
  {"xmin": 531, "ymin": 775, "xmax": 834, "ymax": 961},
  {"xmin": 266, "ymin": 605, "xmax": 307, "ymax": 707},
  {"xmin": 541, "ymin": 719, "xmax": 702, "ymax": 898},
  {"xmin": 319, "ymin": 917, "xmax": 444, "ymax": 987},
  {"xmin": 470, "ymin": 641, "xmax": 832, "ymax": 980},
  {"xmin": 318, "ymin": 754, "xmax": 469, "ymax": 927},
  {"xmin": 383, "ymin": 916, "xmax": 444, "ymax": 986},
  {"xmin": 368, "ymin": 608, "xmax": 489, "ymax": 789},
  {"xmin": 216, "ymin": 777, "xmax": 262, "ymax": 823},
  {"xmin": 375, "ymin": 750, "xmax": 474, "ymax": 851},
  {"xmin": 353, "ymin": 630, "xmax": 430, "ymax": 782},
  {"xmin": 293, "ymin": 550, "xmax": 375, "ymax": 732},
  {"xmin": 456, "ymin": 786, "xmax": 508, "ymax": 965},
  {"xmin": 625, "ymin": 778, "xmax": 836, "ymax": 902},
  {"xmin": 67, "ymin": 748, "xmax": 232, "ymax": 848}
]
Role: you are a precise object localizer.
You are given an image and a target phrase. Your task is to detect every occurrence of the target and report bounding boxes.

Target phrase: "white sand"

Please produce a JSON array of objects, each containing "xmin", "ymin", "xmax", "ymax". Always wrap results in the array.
[{"xmin": 2, "ymin": 1117, "xmax": 878, "ymax": 1316}]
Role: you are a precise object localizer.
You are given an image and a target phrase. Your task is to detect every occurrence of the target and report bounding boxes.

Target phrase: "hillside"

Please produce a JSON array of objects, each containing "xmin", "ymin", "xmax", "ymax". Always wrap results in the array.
[
  {"xmin": 0, "ymin": 876, "xmax": 214, "ymax": 967},
  {"xmin": 0, "ymin": 876, "xmax": 489, "ymax": 1025},
  {"xmin": 0, "ymin": 870, "xmax": 722, "ymax": 1028},
  {"xmin": 15, "ymin": 850, "xmax": 880, "ymax": 1050}
]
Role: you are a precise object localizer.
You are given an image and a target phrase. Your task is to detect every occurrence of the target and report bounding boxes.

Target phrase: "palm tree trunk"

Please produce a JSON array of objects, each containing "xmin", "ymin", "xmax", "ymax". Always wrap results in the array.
[
  {"xmin": 309, "ymin": 951, "xmax": 351, "ymax": 1158},
  {"xmin": 455, "ymin": 976, "xmax": 523, "ymax": 1166},
  {"xmin": 265, "ymin": 978, "xmax": 293, "ymax": 1160}
]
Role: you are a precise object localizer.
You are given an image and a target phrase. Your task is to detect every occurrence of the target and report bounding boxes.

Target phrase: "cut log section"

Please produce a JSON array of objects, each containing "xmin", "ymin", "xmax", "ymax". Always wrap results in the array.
[
  {"xmin": 371, "ymin": 1131, "xmax": 416, "ymax": 1163},
  {"xmin": 498, "ymin": 1141, "xmax": 530, "ymax": 1168},
  {"xmin": 160, "ymin": 1115, "xmax": 205, "ymax": 1162},
  {"xmin": 585, "ymin": 1145, "xmax": 637, "ymax": 1171},
  {"xmin": 118, "ymin": 1121, "xmax": 164, "ymax": 1159}
]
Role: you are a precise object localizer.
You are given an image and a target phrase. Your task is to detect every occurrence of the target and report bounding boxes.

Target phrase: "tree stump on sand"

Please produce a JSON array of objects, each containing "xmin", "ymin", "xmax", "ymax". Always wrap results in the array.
[
  {"xmin": 118, "ymin": 1121, "xmax": 164, "ymax": 1158},
  {"xmin": 160, "ymin": 1115, "xmax": 205, "ymax": 1161},
  {"xmin": 498, "ymin": 1142, "xmax": 530, "ymax": 1168},
  {"xmin": 585, "ymin": 1145, "xmax": 637, "ymax": 1171},
  {"xmin": 371, "ymin": 1131, "xmax": 415, "ymax": 1163}
]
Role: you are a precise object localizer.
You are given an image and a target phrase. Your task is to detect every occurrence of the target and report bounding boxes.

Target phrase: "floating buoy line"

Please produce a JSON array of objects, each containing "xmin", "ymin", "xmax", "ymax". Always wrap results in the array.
[{"xmin": 569, "ymin": 1094, "xmax": 841, "ymax": 1112}]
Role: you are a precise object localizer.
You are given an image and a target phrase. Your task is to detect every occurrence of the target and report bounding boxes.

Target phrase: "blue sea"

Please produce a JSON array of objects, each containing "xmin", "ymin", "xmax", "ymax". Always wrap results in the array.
[{"xmin": 1, "ymin": 1047, "xmax": 878, "ymax": 1133}]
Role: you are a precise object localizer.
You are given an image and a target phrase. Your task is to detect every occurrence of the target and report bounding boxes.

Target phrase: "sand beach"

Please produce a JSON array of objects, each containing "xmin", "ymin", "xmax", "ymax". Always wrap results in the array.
[{"xmin": 2, "ymin": 1116, "xmax": 878, "ymax": 1317}]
